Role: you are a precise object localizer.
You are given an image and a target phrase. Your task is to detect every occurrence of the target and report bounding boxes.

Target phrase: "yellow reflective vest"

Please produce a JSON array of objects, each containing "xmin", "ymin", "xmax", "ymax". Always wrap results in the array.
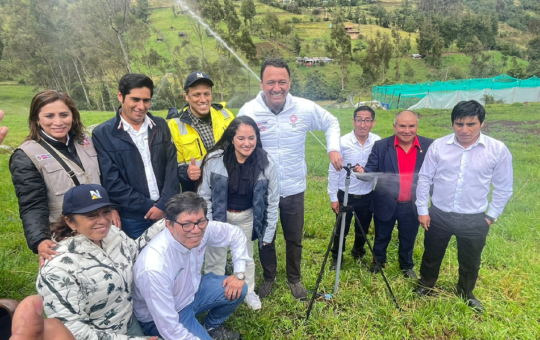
[{"xmin": 168, "ymin": 103, "xmax": 234, "ymax": 164}]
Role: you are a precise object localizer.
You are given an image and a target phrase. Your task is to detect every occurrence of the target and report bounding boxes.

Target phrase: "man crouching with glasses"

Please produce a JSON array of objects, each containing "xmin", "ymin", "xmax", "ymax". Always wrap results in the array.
[{"xmin": 133, "ymin": 191, "xmax": 249, "ymax": 340}]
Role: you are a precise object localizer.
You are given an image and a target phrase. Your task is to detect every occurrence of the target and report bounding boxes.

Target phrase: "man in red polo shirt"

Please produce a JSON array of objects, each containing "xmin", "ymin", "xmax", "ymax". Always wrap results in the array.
[{"xmin": 362, "ymin": 110, "xmax": 433, "ymax": 278}]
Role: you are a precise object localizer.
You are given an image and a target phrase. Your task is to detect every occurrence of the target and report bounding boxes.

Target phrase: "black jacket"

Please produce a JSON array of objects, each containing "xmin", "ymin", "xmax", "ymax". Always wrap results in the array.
[
  {"xmin": 364, "ymin": 135, "xmax": 433, "ymax": 222},
  {"xmin": 92, "ymin": 110, "xmax": 179, "ymax": 220},
  {"xmin": 10, "ymin": 132, "xmax": 84, "ymax": 254}
]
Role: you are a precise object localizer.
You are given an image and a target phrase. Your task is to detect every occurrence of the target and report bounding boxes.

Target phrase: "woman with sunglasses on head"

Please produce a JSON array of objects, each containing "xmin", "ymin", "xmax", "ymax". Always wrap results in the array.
[
  {"xmin": 37, "ymin": 184, "xmax": 164, "ymax": 340},
  {"xmin": 198, "ymin": 116, "xmax": 279, "ymax": 311},
  {"xmin": 10, "ymin": 90, "xmax": 120, "ymax": 266}
]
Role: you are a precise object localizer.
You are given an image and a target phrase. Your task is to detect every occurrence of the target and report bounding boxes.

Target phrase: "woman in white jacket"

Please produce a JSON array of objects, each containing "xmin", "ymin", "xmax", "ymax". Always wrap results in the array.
[
  {"xmin": 36, "ymin": 184, "xmax": 163, "ymax": 340},
  {"xmin": 198, "ymin": 116, "xmax": 279, "ymax": 311}
]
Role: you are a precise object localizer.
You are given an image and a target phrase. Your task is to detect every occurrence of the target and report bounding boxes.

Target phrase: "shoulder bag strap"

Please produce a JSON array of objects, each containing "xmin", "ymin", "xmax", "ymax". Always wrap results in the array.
[{"xmin": 37, "ymin": 139, "xmax": 80, "ymax": 186}]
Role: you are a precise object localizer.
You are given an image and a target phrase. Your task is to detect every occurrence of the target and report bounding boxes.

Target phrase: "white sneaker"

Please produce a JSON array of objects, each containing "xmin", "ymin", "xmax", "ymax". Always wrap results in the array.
[{"xmin": 244, "ymin": 292, "xmax": 262, "ymax": 310}]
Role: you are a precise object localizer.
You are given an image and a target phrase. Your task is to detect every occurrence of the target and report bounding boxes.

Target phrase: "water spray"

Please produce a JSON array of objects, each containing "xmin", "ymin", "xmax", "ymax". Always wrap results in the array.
[
  {"xmin": 176, "ymin": 0, "xmax": 329, "ymax": 151},
  {"xmin": 176, "ymin": 0, "xmax": 259, "ymax": 81}
]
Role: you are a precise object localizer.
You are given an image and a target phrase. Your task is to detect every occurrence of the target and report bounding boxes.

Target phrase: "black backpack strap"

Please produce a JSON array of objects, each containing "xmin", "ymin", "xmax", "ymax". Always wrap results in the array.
[{"xmin": 38, "ymin": 139, "xmax": 80, "ymax": 186}]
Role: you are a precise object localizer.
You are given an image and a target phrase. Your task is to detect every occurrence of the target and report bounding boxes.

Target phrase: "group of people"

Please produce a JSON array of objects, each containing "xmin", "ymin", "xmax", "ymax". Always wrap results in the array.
[
  {"xmin": 327, "ymin": 100, "xmax": 513, "ymax": 313},
  {"xmin": 1, "ymin": 57, "xmax": 513, "ymax": 340}
]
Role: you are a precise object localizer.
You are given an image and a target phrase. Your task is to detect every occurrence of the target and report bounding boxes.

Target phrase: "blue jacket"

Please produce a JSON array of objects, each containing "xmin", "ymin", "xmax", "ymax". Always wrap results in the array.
[
  {"xmin": 364, "ymin": 135, "xmax": 433, "ymax": 222},
  {"xmin": 92, "ymin": 110, "xmax": 180, "ymax": 220}
]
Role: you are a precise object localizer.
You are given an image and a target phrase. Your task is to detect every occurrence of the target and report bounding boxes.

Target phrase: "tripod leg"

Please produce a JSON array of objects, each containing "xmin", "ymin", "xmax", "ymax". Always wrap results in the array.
[
  {"xmin": 333, "ymin": 210, "xmax": 347, "ymax": 294},
  {"xmin": 353, "ymin": 211, "xmax": 402, "ymax": 312},
  {"xmin": 305, "ymin": 213, "xmax": 342, "ymax": 322}
]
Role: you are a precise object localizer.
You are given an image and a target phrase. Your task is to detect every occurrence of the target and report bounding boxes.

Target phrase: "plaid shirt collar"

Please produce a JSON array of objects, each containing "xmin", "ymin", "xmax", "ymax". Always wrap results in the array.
[{"xmin": 186, "ymin": 106, "xmax": 215, "ymax": 151}]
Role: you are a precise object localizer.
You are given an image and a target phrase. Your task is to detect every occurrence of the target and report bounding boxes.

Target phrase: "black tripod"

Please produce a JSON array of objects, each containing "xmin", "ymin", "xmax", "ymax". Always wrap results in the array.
[{"xmin": 306, "ymin": 164, "xmax": 401, "ymax": 322}]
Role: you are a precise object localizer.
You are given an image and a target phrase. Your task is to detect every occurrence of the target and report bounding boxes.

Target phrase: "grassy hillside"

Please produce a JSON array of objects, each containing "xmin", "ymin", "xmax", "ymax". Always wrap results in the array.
[{"xmin": 140, "ymin": 0, "xmax": 532, "ymax": 106}]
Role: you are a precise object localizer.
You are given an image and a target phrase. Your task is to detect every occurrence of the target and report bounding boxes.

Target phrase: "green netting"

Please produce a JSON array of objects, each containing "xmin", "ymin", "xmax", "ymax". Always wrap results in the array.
[{"xmin": 372, "ymin": 74, "xmax": 540, "ymax": 109}]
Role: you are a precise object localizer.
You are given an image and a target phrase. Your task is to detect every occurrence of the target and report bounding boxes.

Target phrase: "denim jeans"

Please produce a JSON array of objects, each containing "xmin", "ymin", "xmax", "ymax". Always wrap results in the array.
[
  {"xmin": 140, "ymin": 273, "xmax": 247, "ymax": 339},
  {"xmin": 120, "ymin": 218, "xmax": 154, "ymax": 239}
]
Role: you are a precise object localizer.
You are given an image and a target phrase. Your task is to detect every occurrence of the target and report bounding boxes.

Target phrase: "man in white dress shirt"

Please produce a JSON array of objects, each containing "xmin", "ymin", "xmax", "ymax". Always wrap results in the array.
[
  {"xmin": 415, "ymin": 100, "xmax": 513, "ymax": 312},
  {"xmin": 328, "ymin": 106, "xmax": 380, "ymax": 270},
  {"xmin": 133, "ymin": 192, "xmax": 250, "ymax": 340}
]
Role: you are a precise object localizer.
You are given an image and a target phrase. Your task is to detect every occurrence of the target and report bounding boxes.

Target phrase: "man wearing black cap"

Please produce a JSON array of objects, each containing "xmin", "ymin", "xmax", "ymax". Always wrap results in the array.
[{"xmin": 167, "ymin": 71, "xmax": 234, "ymax": 192}]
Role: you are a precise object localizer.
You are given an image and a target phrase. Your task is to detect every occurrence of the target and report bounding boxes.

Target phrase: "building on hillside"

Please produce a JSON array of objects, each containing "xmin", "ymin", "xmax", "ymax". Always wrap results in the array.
[
  {"xmin": 344, "ymin": 25, "xmax": 360, "ymax": 40},
  {"xmin": 412, "ymin": 54, "xmax": 422, "ymax": 59},
  {"xmin": 178, "ymin": 31, "xmax": 187, "ymax": 38},
  {"xmin": 295, "ymin": 57, "xmax": 333, "ymax": 66}
]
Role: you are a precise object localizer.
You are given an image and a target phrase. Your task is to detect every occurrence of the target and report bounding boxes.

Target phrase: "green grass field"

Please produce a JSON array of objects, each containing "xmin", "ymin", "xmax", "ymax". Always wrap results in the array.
[{"xmin": 1, "ymin": 85, "xmax": 540, "ymax": 338}]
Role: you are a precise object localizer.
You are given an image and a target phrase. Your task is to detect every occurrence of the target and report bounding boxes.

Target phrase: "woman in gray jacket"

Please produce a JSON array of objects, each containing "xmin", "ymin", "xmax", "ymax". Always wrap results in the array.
[{"xmin": 198, "ymin": 116, "xmax": 279, "ymax": 311}]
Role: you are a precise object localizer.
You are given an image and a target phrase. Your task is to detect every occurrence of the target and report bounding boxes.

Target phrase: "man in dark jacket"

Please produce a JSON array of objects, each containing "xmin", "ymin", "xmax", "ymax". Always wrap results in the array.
[
  {"xmin": 362, "ymin": 110, "xmax": 433, "ymax": 278},
  {"xmin": 92, "ymin": 74, "xmax": 179, "ymax": 238}
]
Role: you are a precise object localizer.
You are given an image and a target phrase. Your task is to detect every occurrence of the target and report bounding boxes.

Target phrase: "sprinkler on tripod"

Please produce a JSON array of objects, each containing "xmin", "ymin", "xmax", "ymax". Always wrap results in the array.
[{"xmin": 305, "ymin": 164, "xmax": 401, "ymax": 322}]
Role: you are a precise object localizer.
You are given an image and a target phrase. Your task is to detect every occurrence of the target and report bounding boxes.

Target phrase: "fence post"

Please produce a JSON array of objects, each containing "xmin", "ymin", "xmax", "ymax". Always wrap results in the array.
[{"xmin": 397, "ymin": 94, "xmax": 402, "ymax": 109}]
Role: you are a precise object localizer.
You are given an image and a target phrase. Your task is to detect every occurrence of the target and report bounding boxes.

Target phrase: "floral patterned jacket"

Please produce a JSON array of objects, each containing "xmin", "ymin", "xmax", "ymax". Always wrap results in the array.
[{"xmin": 37, "ymin": 220, "xmax": 166, "ymax": 340}]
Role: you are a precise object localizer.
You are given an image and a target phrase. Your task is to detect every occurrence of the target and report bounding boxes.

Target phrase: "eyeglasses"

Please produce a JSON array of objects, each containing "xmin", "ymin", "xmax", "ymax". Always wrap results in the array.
[
  {"xmin": 354, "ymin": 118, "xmax": 374, "ymax": 124},
  {"xmin": 172, "ymin": 218, "xmax": 209, "ymax": 232}
]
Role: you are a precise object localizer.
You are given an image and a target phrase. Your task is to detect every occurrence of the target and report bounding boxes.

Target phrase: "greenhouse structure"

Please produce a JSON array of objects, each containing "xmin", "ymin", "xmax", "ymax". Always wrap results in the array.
[{"xmin": 372, "ymin": 74, "xmax": 540, "ymax": 110}]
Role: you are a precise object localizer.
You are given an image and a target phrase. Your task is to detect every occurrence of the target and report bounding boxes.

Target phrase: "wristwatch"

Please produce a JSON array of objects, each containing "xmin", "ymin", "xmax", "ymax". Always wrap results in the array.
[
  {"xmin": 485, "ymin": 215, "xmax": 497, "ymax": 224},
  {"xmin": 234, "ymin": 272, "xmax": 245, "ymax": 280}
]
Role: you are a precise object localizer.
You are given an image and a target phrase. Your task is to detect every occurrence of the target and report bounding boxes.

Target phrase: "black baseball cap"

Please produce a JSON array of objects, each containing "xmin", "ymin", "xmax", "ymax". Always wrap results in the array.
[
  {"xmin": 184, "ymin": 71, "xmax": 214, "ymax": 91},
  {"xmin": 62, "ymin": 184, "xmax": 112, "ymax": 215}
]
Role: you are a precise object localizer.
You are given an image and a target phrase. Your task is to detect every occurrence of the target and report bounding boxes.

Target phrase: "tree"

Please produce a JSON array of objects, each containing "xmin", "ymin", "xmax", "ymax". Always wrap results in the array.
[
  {"xmin": 379, "ymin": 33, "xmax": 394, "ymax": 80},
  {"xmin": 223, "ymin": 0, "xmax": 241, "ymax": 39},
  {"xmin": 325, "ymin": 17, "xmax": 352, "ymax": 90},
  {"xmin": 237, "ymin": 27, "xmax": 258, "ymax": 64},
  {"xmin": 264, "ymin": 11, "xmax": 280, "ymax": 38},
  {"xmin": 135, "ymin": 0, "xmax": 149, "ymax": 21},
  {"xmin": 186, "ymin": 55, "xmax": 200, "ymax": 73},
  {"xmin": 526, "ymin": 60, "xmax": 540, "ymax": 77},
  {"xmin": 187, "ymin": 17, "xmax": 208, "ymax": 69},
  {"xmin": 463, "ymin": 36, "xmax": 491, "ymax": 78},
  {"xmin": 527, "ymin": 37, "xmax": 540, "ymax": 61},
  {"xmin": 418, "ymin": 0, "xmax": 461, "ymax": 15},
  {"xmin": 240, "ymin": 0, "xmax": 256, "ymax": 26},
  {"xmin": 292, "ymin": 34, "xmax": 302, "ymax": 56},
  {"xmin": 440, "ymin": 17, "xmax": 460, "ymax": 49},
  {"xmin": 101, "ymin": 0, "xmax": 134, "ymax": 73},
  {"xmin": 392, "ymin": 27, "xmax": 411, "ymax": 80},
  {"xmin": 507, "ymin": 57, "xmax": 526, "ymax": 79},
  {"xmin": 404, "ymin": 62, "xmax": 415, "ymax": 80},
  {"xmin": 199, "ymin": 0, "xmax": 224, "ymax": 28},
  {"xmin": 417, "ymin": 19, "xmax": 445, "ymax": 67}
]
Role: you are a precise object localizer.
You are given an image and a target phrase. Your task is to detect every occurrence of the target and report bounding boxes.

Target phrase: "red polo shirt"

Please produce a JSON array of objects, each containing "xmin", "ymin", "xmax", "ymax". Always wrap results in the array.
[{"xmin": 395, "ymin": 136, "xmax": 420, "ymax": 202}]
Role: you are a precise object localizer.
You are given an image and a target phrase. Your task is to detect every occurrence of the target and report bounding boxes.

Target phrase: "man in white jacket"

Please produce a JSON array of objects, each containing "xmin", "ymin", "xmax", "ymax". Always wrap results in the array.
[
  {"xmin": 238, "ymin": 58, "xmax": 342, "ymax": 300},
  {"xmin": 133, "ymin": 192, "xmax": 251, "ymax": 340}
]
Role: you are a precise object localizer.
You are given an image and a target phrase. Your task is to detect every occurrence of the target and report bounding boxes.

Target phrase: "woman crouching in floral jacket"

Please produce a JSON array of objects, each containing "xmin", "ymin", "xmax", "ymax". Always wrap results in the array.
[{"xmin": 36, "ymin": 184, "xmax": 163, "ymax": 340}]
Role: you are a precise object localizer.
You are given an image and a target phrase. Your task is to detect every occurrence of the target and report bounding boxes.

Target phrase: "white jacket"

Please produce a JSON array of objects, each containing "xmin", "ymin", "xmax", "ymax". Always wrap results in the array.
[
  {"xmin": 238, "ymin": 92, "xmax": 341, "ymax": 197},
  {"xmin": 37, "ymin": 220, "xmax": 166, "ymax": 340}
]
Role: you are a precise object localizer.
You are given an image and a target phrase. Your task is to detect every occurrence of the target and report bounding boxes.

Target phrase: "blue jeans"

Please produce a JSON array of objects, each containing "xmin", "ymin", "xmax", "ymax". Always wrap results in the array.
[
  {"xmin": 120, "ymin": 218, "xmax": 154, "ymax": 239},
  {"xmin": 140, "ymin": 273, "xmax": 247, "ymax": 339}
]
